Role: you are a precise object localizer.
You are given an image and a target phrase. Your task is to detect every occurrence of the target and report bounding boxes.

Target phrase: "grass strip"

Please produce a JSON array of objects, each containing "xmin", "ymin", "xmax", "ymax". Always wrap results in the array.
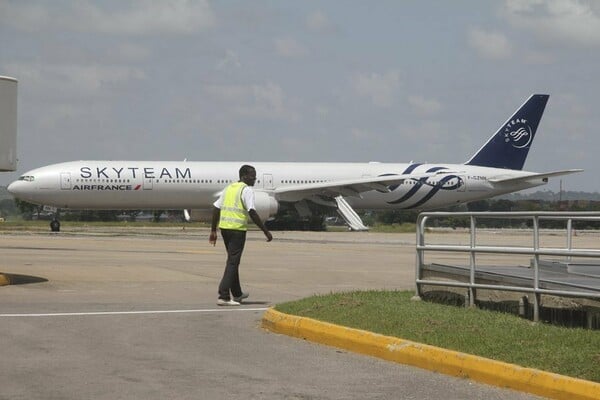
[{"xmin": 275, "ymin": 290, "xmax": 600, "ymax": 382}]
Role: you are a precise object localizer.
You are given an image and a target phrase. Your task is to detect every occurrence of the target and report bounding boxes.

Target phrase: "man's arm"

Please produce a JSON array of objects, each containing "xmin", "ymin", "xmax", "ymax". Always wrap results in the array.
[
  {"xmin": 209, "ymin": 206, "xmax": 220, "ymax": 246},
  {"xmin": 248, "ymin": 209, "xmax": 273, "ymax": 242},
  {"xmin": 242, "ymin": 186, "xmax": 272, "ymax": 242}
]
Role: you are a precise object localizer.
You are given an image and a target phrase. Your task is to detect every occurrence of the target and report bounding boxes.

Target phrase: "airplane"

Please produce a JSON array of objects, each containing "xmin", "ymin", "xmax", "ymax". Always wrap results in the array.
[{"xmin": 7, "ymin": 94, "xmax": 582, "ymax": 231}]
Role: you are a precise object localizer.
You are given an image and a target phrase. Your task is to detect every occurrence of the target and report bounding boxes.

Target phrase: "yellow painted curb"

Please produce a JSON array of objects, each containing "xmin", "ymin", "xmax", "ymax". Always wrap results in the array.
[
  {"xmin": 262, "ymin": 308, "xmax": 600, "ymax": 400},
  {"xmin": 0, "ymin": 273, "xmax": 10, "ymax": 286}
]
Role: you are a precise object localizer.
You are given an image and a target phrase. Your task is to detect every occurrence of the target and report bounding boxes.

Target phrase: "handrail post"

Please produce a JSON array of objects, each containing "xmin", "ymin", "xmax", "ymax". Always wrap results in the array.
[
  {"xmin": 414, "ymin": 215, "xmax": 428, "ymax": 299},
  {"xmin": 469, "ymin": 215, "xmax": 477, "ymax": 307},
  {"xmin": 567, "ymin": 218, "xmax": 573, "ymax": 262},
  {"xmin": 532, "ymin": 215, "xmax": 540, "ymax": 322}
]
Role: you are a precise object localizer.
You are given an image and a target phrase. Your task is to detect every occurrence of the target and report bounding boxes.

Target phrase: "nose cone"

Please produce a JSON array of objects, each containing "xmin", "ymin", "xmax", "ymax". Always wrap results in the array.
[
  {"xmin": 7, "ymin": 180, "xmax": 29, "ymax": 201},
  {"xmin": 7, "ymin": 178, "xmax": 35, "ymax": 202},
  {"xmin": 7, "ymin": 180, "xmax": 19, "ymax": 195}
]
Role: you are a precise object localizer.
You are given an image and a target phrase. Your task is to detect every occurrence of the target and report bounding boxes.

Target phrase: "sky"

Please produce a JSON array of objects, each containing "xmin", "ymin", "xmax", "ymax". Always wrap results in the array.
[{"xmin": 0, "ymin": 0, "xmax": 599, "ymax": 192}]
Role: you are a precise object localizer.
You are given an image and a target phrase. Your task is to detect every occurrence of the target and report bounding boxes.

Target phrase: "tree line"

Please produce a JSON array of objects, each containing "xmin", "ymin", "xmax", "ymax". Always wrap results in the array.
[
  {"xmin": 2, "ymin": 199, "xmax": 177, "ymax": 223},
  {"xmin": 363, "ymin": 198, "xmax": 600, "ymax": 229},
  {"xmin": 3, "ymin": 196, "xmax": 600, "ymax": 229}
]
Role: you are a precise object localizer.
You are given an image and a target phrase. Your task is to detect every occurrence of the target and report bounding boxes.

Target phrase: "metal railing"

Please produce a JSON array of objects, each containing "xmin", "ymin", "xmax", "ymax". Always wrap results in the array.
[{"xmin": 415, "ymin": 211, "xmax": 600, "ymax": 322}]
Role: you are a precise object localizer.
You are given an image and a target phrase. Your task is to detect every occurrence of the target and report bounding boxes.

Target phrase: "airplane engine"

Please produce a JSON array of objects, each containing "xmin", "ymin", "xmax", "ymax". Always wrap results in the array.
[
  {"xmin": 185, "ymin": 208, "xmax": 214, "ymax": 222},
  {"xmin": 253, "ymin": 191, "xmax": 279, "ymax": 222}
]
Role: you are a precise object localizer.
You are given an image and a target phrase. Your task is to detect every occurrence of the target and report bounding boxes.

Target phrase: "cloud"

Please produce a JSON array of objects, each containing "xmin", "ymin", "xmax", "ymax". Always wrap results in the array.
[
  {"xmin": 306, "ymin": 10, "xmax": 333, "ymax": 33},
  {"xmin": 502, "ymin": 0, "xmax": 600, "ymax": 46},
  {"xmin": 407, "ymin": 95, "xmax": 442, "ymax": 116},
  {"xmin": 315, "ymin": 105, "xmax": 330, "ymax": 118},
  {"xmin": 351, "ymin": 70, "xmax": 401, "ymax": 108},
  {"xmin": 216, "ymin": 49, "xmax": 242, "ymax": 70},
  {"xmin": 204, "ymin": 82, "xmax": 299, "ymax": 121},
  {"xmin": 115, "ymin": 43, "xmax": 152, "ymax": 62},
  {"xmin": 468, "ymin": 28, "xmax": 512, "ymax": 59},
  {"xmin": 274, "ymin": 37, "xmax": 309, "ymax": 58},
  {"xmin": 351, "ymin": 128, "xmax": 378, "ymax": 140},
  {"xmin": 0, "ymin": 0, "xmax": 216, "ymax": 35},
  {"xmin": 3, "ymin": 62, "xmax": 146, "ymax": 99},
  {"xmin": 524, "ymin": 51, "xmax": 555, "ymax": 64}
]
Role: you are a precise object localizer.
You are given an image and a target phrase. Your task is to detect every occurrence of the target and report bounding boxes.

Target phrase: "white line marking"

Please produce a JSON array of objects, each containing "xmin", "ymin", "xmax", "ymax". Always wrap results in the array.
[{"xmin": 0, "ymin": 307, "xmax": 270, "ymax": 317}]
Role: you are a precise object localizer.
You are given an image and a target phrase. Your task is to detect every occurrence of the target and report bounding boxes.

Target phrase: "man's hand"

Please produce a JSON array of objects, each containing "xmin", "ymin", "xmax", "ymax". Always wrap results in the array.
[
  {"xmin": 248, "ymin": 209, "xmax": 273, "ymax": 243},
  {"xmin": 209, "ymin": 231, "xmax": 218, "ymax": 246},
  {"xmin": 209, "ymin": 207, "xmax": 220, "ymax": 246}
]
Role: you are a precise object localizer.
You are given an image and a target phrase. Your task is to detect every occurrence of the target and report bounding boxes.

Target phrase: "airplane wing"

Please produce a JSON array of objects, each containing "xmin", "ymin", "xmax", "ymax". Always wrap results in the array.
[
  {"xmin": 488, "ymin": 169, "xmax": 583, "ymax": 185},
  {"xmin": 272, "ymin": 172, "xmax": 435, "ymax": 202}
]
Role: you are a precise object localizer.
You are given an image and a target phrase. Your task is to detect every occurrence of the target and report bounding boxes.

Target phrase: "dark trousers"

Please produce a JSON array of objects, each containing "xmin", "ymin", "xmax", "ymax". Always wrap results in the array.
[{"xmin": 218, "ymin": 229, "xmax": 247, "ymax": 300}]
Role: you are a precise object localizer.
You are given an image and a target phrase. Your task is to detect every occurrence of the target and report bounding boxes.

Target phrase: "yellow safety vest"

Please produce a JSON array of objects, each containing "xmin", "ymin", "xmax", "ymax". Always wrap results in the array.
[{"xmin": 219, "ymin": 182, "xmax": 249, "ymax": 231}]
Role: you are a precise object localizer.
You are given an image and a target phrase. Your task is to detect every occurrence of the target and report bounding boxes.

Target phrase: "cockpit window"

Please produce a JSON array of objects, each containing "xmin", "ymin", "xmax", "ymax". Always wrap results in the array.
[{"xmin": 18, "ymin": 175, "xmax": 34, "ymax": 182}]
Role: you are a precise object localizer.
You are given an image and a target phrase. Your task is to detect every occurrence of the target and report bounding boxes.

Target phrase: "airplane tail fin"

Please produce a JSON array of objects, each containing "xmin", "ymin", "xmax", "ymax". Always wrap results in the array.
[{"xmin": 465, "ymin": 94, "xmax": 549, "ymax": 170}]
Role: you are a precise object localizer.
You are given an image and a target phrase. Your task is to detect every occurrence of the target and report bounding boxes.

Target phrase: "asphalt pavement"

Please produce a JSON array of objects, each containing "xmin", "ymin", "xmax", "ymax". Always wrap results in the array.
[{"xmin": 0, "ymin": 227, "xmax": 545, "ymax": 399}]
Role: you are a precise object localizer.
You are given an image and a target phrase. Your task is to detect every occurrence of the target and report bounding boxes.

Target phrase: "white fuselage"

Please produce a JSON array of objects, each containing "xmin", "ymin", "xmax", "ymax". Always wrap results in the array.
[{"xmin": 7, "ymin": 160, "xmax": 545, "ymax": 211}]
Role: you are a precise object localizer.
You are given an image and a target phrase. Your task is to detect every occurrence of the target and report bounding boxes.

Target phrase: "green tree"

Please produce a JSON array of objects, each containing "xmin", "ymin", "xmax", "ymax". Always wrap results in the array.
[
  {"xmin": 152, "ymin": 210, "xmax": 165, "ymax": 223},
  {"xmin": 467, "ymin": 200, "xmax": 489, "ymax": 212},
  {"xmin": 0, "ymin": 198, "xmax": 17, "ymax": 217},
  {"xmin": 14, "ymin": 199, "xmax": 40, "ymax": 220},
  {"xmin": 489, "ymin": 199, "xmax": 514, "ymax": 212}
]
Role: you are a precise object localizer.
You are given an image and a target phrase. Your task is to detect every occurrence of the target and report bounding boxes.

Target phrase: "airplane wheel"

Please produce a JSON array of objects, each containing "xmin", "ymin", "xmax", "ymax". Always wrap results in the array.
[{"xmin": 50, "ymin": 219, "xmax": 60, "ymax": 232}]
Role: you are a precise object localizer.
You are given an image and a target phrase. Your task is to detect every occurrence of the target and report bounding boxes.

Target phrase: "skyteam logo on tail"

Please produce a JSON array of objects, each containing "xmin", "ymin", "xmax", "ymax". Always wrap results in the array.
[{"xmin": 504, "ymin": 119, "xmax": 532, "ymax": 149}]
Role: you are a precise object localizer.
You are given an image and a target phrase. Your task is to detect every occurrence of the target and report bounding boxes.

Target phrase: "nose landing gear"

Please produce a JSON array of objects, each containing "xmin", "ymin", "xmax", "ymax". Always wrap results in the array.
[
  {"xmin": 50, "ymin": 219, "xmax": 60, "ymax": 232},
  {"xmin": 50, "ymin": 209, "xmax": 61, "ymax": 232}
]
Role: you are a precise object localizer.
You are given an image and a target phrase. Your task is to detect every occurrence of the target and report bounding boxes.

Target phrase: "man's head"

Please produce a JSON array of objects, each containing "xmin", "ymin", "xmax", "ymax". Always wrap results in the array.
[{"xmin": 239, "ymin": 164, "xmax": 257, "ymax": 186}]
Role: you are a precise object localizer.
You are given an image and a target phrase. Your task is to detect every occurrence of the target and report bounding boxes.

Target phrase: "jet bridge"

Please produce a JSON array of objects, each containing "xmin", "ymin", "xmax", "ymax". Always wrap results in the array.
[{"xmin": 0, "ymin": 76, "xmax": 17, "ymax": 171}]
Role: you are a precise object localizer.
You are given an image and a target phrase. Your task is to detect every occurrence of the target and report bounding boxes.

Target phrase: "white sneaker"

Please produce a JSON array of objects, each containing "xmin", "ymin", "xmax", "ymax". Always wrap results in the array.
[
  {"xmin": 217, "ymin": 298, "xmax": 240, "ymax": 306},
  {"xmin": 233, "ymin": 292, "xmax": 249, "ymax": 302}
]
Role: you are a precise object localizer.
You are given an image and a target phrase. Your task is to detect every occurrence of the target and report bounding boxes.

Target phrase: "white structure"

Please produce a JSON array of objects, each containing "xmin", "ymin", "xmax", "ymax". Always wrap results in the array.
[{"xmin": 0, "ymin": 76, "xmax": 17, "ymax": 171}]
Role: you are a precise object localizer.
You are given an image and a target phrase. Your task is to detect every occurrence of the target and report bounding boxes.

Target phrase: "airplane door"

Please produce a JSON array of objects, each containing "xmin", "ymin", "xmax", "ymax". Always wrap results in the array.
[
  {"xmin": 143, "ymin": 177, "xmax": 153, "ymax": 190},
  {"xmin": 262, "ymin": 174, "xmax": 274, "ymax": 190},
  {"xmin": 457, "ymin": 175, "xmax": 466, "ymax": 192},
  {"xmin": 60, "ymin": 172, "xmax": 71, "ymax": 190}
]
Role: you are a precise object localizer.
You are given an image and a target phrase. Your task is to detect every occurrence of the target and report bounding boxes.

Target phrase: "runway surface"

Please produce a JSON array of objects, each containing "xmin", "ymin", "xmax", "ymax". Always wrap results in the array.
[{"xmin": 0, "ymin": 227, "xmax": 545, "ymax": 399}]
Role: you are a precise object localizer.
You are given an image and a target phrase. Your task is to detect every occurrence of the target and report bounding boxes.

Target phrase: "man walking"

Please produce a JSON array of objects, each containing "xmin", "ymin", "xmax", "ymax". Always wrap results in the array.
[{"xmin": 209, "ymin": 165, "xmax": 273, "ymax": 306}]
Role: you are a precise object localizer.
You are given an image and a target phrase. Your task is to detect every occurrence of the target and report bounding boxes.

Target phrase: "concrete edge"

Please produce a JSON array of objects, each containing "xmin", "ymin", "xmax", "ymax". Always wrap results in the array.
[
  {"xmin": 262, "ymin": 308, "xmax": 600, "ymax": 400},
  {"xmin": 0, "ymin": 273, "xmax": 9, "ymax": 286}
]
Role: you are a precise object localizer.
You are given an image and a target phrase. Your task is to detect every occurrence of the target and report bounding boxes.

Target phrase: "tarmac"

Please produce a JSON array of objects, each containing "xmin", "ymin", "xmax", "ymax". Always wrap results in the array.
[{"xmin": 2, "ymin": 226, "xmax": 597, "ymax": 399}]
